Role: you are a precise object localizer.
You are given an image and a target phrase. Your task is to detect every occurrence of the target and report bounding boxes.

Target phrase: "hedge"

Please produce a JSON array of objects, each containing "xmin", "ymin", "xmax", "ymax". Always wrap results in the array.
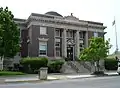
[
  {"xmin": 20, "ymin": 57, "xmax": 48, "ymax": 73},
  {"xmin": 48, "ymin": 60, "xmax": 64, "ymax": 73},
  {"xmin": 104, "ymin": 58, "xmax": 118, "ymax": 70}
]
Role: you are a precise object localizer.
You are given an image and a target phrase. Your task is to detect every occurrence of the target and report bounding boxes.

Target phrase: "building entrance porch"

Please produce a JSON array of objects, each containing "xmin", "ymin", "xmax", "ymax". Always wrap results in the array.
[{"xmin": 67, "ymin": 46, "xmax": 74, "ymax": 61}]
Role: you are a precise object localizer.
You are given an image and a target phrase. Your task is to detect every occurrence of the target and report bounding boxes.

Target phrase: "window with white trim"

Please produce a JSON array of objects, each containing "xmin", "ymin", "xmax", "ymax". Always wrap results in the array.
[
  {"xmin": 79, "ymin": 43, "xmax": 84, "ymax": 52},
  {"xmin": 56, "ymin": 48, "xmax": 61, "ymax": 57},
  {"xmin": 55, "ymin": 38, "xmax": 61, "ymax": 57},
  {"xmin": 70, "ymin": 31, "xmax": 73, "ymax": 37},
  {"xmin": 56, "ymin": 50, "xmax": 60, "ymax": 57},
  {"xmin": 79, "ymin": 32, "xmax": 84, "ymax": 39},
  {"xmin": 39, "ymin": 42, "xmax": 47, "ymax": 56},
  {"xmin": 55, "ymin": 38, "xmax": 61, "ymax": 47},
  {"xmin": 55, "ymin": 29, "xmax": 60, "ymax": 37},
  {"xmin": 94, "ymin": 32, "xmax": 98, "ymax": 37},
  {"xmin": 67, "ymin": 31, "xmax": 73, "ymax": 38},
  {"xmin": 55, "ymin": 42, "xmax": 60, "ymax": 47},
  {"xmin": 40, "ymin": 27, "xmax": 47, "ymax": 35}
]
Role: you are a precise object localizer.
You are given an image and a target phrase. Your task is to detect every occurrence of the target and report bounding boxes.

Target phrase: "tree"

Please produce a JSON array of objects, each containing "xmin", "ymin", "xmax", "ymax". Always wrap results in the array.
[
  {"xmin": 0, "ymin": 7, "xmax": 20, "ymax": 65},
  {"xmin": 79, "ymin": 37, "xmax": 111, "ymax": 72}
]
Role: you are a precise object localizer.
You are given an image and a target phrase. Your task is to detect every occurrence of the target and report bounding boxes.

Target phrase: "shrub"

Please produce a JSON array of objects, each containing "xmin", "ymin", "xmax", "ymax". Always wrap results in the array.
[
  {"xmin": 48, "ymin": 60, "xmax": 64, "ymax": 73},
  {"xmin": 20, "ymin": 57, "xmax": 48, "ymax": 73},
  {"xmin": 91, "ymin": 71, "xmax": 106, "ymax": 76},
  {"xmin": 0, "ymin": 71, "xmax": 25, "ymax": 76},
  {"xmin": 104, "ymin": 58, "xmax": 118, "ymax": 70}
]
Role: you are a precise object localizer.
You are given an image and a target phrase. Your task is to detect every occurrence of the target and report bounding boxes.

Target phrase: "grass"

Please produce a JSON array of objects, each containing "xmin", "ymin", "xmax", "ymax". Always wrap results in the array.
[{"xmin": 0, "ymin": 71, "xmax": 25, "ymax": 76}]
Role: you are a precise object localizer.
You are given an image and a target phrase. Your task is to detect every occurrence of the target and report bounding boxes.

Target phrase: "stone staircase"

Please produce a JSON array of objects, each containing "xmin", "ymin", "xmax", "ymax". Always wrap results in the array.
[
  {"xmin": 61, "ymin": 61, "xmax": 92, "ymax": 74},
  {"xmin": 61, "ymin": 61, "xmax": 77, "ymax": 74},
  {"xmin": 67, "ymin": 61, "xmax": 80, "ymax": 73},
  {"xmin": 80, "ymin": 61, "xmax": 92, "ymax": 72}
]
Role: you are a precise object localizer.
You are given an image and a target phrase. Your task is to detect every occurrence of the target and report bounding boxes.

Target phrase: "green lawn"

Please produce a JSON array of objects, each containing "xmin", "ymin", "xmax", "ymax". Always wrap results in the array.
[{"xmin": 0, "ymin": 71, "xmax": 25, "ymax": 76}]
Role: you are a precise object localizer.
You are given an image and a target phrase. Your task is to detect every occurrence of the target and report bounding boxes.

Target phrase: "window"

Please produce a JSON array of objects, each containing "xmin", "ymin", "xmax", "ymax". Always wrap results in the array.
[
  {"xmin": 80, "ymin": 48, "xmax": 83, "ymax": 52},
  {"xmin": 56, "ymin": 50, "xmax": 60, "ymax": 57},
  {"xmin": 79, "ymin": 32, "xmax": 84, "ymax": 39},
  {"xmin": 70, "ymin": 31, "xmax": 73, "ymax": 37},
  {"xmin": 66, "ymin": 31, "xmax": 69, "ymax": 37},
  {"xmin": 40, "ymin": 27, "xmax": 47, "ymax": 35},
  {"xmin": 55, "ymin": 38, "xmax": 60, "ymax": 42},
  {"xmin": 56, "ymin": 48, "xmax": 60, "ymax": 57},
  {"xmin": 55, "ymin": 42, "xmax": 60, "ymax": 47},
  {"xmin": 94, "ymin": 32, "xmax": 98, "ymax": 37},
  {"xmin": 55, "ymin": 30, "xmax": 60, "ymax": 37},
  {"xmin": 39, "ymin": 42, "xmax": 47, "ymax": 56},
  {"xmin": 55, "ymin": 38, "xmax": 61, "ymax": 47},
  {"xmin": 79, "ymin": 43, "xmax": 84, "ymax": 48},
  {"xmin": 67, "ymin": 31, "xmax": 73, "ymax": 38},
  {"xmin": 79, "ymin": 40, "xmax": 84, "ymax": 44},
  {"xmin": 79, "ymin": 43, "xmax": 84, "ymax": 52},
  {"xmin": 55, "ymin": 38, "xmax": 61, "ymax": 57}
]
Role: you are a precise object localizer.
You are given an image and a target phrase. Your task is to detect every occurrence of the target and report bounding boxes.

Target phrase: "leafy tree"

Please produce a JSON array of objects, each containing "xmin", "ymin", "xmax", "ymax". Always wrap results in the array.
[
  {"xmin": 0, "ymin": 7, "xmax": 20, "ymax": 60},
  {"xmin": 80, "ymin": 37, "xmax": 111, "ymax": 72}
]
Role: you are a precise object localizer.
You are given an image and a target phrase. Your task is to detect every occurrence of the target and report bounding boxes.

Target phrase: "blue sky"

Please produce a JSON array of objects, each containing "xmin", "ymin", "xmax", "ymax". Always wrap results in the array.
[{"xmin": 0, "ymin": 0, "xmax": 119, "ymax": 54}]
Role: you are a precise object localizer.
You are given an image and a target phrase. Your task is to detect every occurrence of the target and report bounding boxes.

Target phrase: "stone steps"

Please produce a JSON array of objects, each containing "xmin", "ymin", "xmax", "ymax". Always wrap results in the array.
[{"xmin": 61, "ymin": 61, "xmax": 92, "ymax": 74}]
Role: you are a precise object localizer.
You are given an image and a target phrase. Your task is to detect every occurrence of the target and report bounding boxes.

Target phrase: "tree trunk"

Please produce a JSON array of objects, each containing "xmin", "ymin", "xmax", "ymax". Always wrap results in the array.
[
  {"xmin": 97, "ymin": 60, "xmax": 100, "ymax": 72},
  {"xmin": 94, "ymin": 61, "xmax": 97, "ymax": 72},
  {"xmin": 0, "ymin": 56, "xmax": 2, "ymax": 60},
  {"xmin": 0, "ymin": 56, "xmax": 3, "ymax": 70}
]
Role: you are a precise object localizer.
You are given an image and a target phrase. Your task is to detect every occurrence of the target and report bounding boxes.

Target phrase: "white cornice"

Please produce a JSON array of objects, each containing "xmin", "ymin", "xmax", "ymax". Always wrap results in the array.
[
  {"xmin": 30, "ymin": 16, "xmax": 87, "ymax": 26},
  {"xmin": 27, "ymin": 16, "xmax": 106, "ymax": 30}
]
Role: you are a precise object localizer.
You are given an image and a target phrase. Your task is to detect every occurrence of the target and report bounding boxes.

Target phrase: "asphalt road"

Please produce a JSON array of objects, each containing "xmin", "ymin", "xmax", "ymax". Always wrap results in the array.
[{"xmin": 0, "ymin": 76, "xmax": 120, "ymax": 88}]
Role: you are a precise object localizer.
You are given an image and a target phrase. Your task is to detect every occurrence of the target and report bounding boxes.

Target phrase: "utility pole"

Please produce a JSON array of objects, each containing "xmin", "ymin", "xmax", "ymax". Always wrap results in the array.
[{"xmin": 113, "ymin": 17, "xmax": 118, "ymax": 54}]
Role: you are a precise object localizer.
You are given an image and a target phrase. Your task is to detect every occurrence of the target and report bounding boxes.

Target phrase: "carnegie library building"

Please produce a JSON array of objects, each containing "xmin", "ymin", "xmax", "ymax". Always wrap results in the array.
[{"xmin": 14, "ymin": 11, "xmax": 106, "ymax": 60}]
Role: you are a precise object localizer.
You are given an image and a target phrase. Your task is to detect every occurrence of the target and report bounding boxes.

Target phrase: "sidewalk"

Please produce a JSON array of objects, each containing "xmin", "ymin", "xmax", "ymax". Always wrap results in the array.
[
  {"xmin": 4, "ymin": 76, "xmax": 58, "ymax": 83},
  {"xmin": 4, "ymin": 75, "xmax": 95, "ymax": 83},
  {"xmin": 0, "ymin": 71, "xmax": 119, "ymax": 83}
]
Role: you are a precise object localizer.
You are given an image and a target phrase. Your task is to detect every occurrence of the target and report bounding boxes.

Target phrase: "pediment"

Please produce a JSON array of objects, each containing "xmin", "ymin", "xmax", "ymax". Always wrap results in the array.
[{"xmin": 64, "ymin": 15, "xmax": 79, "ymax": 22}]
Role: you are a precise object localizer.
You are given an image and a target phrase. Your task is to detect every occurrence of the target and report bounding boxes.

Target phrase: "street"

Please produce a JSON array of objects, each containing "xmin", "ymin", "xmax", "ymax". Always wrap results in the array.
[{"xmin": 0, "ymin": 76, "xmax": 120, "ymax": 88}]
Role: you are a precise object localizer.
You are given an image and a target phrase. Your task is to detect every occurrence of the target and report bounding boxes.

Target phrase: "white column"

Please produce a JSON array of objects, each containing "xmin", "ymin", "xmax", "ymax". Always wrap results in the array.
[
  {"xmin": 62, "ymin": 29, "xmax": 67, "ymax": 57},
  {"xmin": 76, "ymin": 30, "xmax": 80, "ymax": 58},
  {"xmin": 85, "ymin": 31, "xmax": 88, "ymax": 48}
]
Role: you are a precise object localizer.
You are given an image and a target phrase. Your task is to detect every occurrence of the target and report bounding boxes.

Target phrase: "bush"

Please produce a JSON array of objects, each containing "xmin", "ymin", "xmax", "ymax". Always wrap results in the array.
[
  {"xmin": 0, "ymin": 71, "xmax": 25, "ymax": 76},
  {"xmin": 91, "ymin": 71, "xmax": 106, "ymax": 76},
  {"xmin": 105, "ymin": 58, "xmax": 118, "ymax": 70},
  {"xmin": 20, "ymin": 57, "xmax": 48, "ymax": 73},
  {"xmin": 48, "ymin": 60, "xmax": 64, "ymax": 73}
]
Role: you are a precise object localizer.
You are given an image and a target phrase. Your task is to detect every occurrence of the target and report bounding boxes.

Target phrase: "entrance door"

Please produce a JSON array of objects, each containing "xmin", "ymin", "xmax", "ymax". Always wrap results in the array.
[{"xmin": 67, "ymin": 46, "xmax": 73, "ymax": 61}]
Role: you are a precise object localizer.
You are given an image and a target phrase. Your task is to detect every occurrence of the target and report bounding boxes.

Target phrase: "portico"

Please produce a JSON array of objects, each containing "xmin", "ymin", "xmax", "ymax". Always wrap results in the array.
[{"xmin": 62, "ymin": 28, "xmax": 87, "ymax": 60}]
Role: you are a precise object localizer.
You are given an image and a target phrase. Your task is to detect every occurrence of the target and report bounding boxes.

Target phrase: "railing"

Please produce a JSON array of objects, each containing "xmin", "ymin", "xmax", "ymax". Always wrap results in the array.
[
  {"xmin": 67, "ymin": 61, "xmax": 92, "ymax": 73},
  {"xmin": 67, "ymin": 61, "xmax": 80, "ymax": 73},
  {"xmin": 80, "ymin": 61, "xmax": 91, "ymax": 72}
]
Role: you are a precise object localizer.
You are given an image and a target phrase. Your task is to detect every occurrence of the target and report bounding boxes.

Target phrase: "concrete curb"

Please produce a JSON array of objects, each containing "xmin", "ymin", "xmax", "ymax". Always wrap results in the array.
[
  {"xmin": 63, "ymin": 74, "xmax": 119, "ymax": 80},
  {"xmin": 5, "ymin": 80, "xmax": 42, "ymax": 83},
  {"xmin": 1, "ymin": 79, "xmax": 59, "ymax": 84},
  {"xmin": 4, "ymin": 78, "xmax": 59, "ymax": 83}
]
